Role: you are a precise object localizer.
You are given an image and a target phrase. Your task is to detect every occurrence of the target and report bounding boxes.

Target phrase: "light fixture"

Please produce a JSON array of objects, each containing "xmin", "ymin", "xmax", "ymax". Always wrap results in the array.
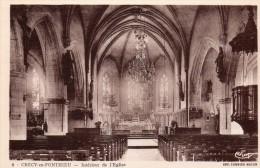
[
  {"xmin": 160, "ymin": 96, "xmax": 171, "ymax": 109},
  {"xmin": 106, "ymin": 94, "xmax": 118, "ymax": 107},
  {"xmin": 127, "ymin": 11, "xmax": 155, "ymax": 86},
  {"xmin": 42, "ymin": 99, "xmax": 50, "ymax": 110}
]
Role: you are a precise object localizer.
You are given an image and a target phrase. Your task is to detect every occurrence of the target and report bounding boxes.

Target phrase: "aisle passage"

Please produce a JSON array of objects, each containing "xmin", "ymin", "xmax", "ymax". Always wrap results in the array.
[
  {"xmin": 128, "ymin": 139, "xmax": 158, "ymax": 147},
  {"xmin": 119, "ymin": 149, "xmax": 165, "ymax": 161}
]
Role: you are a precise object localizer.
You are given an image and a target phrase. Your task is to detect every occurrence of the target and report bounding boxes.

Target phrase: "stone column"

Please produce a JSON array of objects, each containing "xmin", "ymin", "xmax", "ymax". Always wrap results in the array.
[
  {"xmin": 10, "ymin": 72, "xmax": 27, "ymax": 140},
  {"xmin": 63, "ymin": 101, "xmax": 69, "ymax": 134},
  {"xmin": 219, "ymin": 98, "xmax": 231, "ymax": 134},
  {"xmin": 10, "ymin": 18, "xmax": 27, "ymax": 140}
]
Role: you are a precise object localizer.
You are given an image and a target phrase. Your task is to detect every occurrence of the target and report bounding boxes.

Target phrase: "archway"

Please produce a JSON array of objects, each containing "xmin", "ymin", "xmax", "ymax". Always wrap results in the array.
[{"xmin": 33, "ymin": 16, "xmax": 68, "ymax": 135}]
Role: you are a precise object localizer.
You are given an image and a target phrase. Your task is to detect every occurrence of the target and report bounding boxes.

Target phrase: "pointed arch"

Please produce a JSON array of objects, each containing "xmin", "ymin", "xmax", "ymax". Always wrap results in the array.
[
  {"xmin": 190, "ymin": 37, "xmax": 218, "ymax": 93},
  {"xmin": 33, "ymin": 15, "xmax": 63, "ymax": 98}
]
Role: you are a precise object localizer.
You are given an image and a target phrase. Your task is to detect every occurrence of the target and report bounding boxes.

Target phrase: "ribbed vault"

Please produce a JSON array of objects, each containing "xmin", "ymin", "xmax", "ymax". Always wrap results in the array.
[{"xmin": 87, "ymin": 5, "xmax": 196, "ymax": 76}]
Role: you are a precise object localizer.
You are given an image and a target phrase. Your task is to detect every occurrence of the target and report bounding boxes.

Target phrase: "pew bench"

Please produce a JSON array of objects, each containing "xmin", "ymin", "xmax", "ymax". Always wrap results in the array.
[
  {"xmin": 10, "ymin": 149, "xmax": 91, "ymax": 161},
  {"xmin": 158, "ymin": 135, "xmax": 258, "ymax": 162},
  {"xmin": 10, "ymin": 134, "xmax": 128, "ymax": 161}
]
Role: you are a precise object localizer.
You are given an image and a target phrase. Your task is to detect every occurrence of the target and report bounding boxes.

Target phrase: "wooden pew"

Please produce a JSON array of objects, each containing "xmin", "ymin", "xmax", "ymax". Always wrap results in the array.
[
  {"xmin": 158, "ymin": 135, "xmax": 258, "ymax": 162},
  {"xmin": 10, "ymin": 129, "xmax": 128, "ymax": 161},
  {"xmin": 10, "ymin": 149, "xmax": 91, "ymax": 161}
]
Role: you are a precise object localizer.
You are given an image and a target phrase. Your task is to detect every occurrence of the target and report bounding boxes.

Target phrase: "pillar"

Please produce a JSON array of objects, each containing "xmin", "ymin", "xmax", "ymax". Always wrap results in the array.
[
  {"xmin": 219, "ymin": 98, "xmax": 231, "ymax": 134},
  {"xmin": 10, "ymin": 18, "xmax": 27, "ymax": 140},
  {"xmin": 10, "ymin": 72, "xmax": 27, "ymax": 140}
]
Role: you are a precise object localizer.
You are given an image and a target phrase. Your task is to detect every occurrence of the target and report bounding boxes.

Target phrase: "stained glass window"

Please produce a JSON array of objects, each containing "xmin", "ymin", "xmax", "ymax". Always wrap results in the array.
[
  {"xmin": 159, "ymin": 73, "xmax": 169, "ymax": 109},
  {"xmin": 103, "ymin": 72, "xmax": 113, "ymax": 109}
]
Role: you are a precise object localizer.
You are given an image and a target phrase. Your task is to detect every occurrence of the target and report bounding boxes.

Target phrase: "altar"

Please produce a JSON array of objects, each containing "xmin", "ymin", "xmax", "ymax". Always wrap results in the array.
[
  {"xmin": 117, "ymin": 114, "xmax": 155, "ymax": 134},
  {"xmin": 118, "ymin": 121, "xmax": 154, "ymax": 134}
]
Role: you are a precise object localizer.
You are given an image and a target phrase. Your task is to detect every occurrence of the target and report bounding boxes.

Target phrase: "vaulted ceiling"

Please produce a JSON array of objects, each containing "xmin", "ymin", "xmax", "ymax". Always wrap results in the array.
[{"xmin": 81, "ymin": 5, "xmax": 199, "ymax": 75}]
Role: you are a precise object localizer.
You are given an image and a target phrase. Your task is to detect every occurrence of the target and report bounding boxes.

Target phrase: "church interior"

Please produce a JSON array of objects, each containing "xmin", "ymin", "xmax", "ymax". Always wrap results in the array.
[{"xmin": 9, "ymin": 5, "xmax": 258, "ymax": 161}]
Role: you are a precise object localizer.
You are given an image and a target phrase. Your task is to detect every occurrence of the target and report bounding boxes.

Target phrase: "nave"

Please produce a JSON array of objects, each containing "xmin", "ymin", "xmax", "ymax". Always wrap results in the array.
[{"xmin": 7, "ymin": 4, "xmax": 258, "ymax": 163}]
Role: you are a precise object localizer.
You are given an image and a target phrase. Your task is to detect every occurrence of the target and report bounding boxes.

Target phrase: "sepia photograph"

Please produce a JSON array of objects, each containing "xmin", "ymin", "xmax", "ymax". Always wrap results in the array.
[{"xmin": 0, "ymin": 0, "xmax": 259, "ymax": 167}]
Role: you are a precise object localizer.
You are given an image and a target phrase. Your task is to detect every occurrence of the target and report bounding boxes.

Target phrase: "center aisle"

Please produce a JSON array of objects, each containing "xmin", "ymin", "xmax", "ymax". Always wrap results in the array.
[
  {"xmin": 119, "ymin": 149, "xmax": 165, "ymax": 161},
  {"xmin": 119, "ymin": 149, "xmax": 164, "ymax": 161},
  {"xmin": 119, "ymin": 138, "xmax": 165, "ymax": 161}
]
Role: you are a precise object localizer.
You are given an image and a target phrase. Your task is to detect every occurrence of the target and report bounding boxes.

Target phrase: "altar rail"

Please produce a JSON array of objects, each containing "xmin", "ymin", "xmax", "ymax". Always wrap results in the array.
[
  {"xmin": 112, "ymin": 130, "xmax": 130, "ymax": 135},
  {"xmin": 142, "ymin": 130, "xmax": 158, "ymax": 135}
]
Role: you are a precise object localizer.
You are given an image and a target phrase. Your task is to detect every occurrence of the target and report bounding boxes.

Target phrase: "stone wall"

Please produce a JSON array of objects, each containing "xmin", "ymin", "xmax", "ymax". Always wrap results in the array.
[
  {"xmin": 188, "ymin": 6, "xmax": 257, "ymax": 134},
  {"xmin": 10, "ymin": 18, "xmax": 27, "ymax": 140}
]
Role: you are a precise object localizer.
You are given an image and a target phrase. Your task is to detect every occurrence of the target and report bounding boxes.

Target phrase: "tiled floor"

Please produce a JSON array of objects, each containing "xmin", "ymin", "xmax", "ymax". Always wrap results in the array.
[{"xmin": 119, "ymin": 149, "xmax": 165, "ymax": 161}]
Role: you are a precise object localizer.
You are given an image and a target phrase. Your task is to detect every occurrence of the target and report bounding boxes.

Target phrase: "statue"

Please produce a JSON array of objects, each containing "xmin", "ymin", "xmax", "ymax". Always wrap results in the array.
[
  {"xmin": 171, "ymin": 120, "xmax": 178, "ymax": 128},
  {"xmin": 215, "ymin": 47, "xmax": 226, "ymax": 83},
  {"xmin": 150, "ymin": 111, "xmax": 155, "ymax": 123},
  {"xmin": 95, "ymin": 121, "xmax": 101, "ymax": 128},
  {"xmin": 178, "ymin": 79, "xmax": 185, "ymax": 101},
  {"xmin": 155, "ymin": 122, "xmax": 161, "ymax": 130},
  {"xmin": 171, "ymin": 120, "xmax": 178, "ymax": 135},
  {"xmin": 62, "ymin": 50, "xmax": 73, "ymax": 85}
]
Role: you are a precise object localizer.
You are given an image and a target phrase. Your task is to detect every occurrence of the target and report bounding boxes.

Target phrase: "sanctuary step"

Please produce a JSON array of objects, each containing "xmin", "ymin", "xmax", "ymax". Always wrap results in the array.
[
  {"xmin": 127, "ymin": 134, "xmax": 158, "ymax": 139},
  {"xmin": 128, "ymin": 138, "xmax": 158, "ymax": 149}
]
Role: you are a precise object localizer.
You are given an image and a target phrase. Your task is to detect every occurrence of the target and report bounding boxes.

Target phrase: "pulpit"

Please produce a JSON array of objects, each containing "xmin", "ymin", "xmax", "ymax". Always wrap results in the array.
[{"xmin": 232, "ymin": 85, "xmax": 258, "ymax": 136}]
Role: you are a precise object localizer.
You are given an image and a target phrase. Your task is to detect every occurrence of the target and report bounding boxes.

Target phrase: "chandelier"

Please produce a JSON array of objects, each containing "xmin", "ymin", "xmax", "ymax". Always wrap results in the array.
[
  {"xmin": 160, "ymin": 96, "xmax": 171, "ymax": 109},
  {"xmin": 127, "ymin": 27, "xmax": 155, "ymax": 85},
  {"xmin": 106, "ymin": 94, "xmax": 118, "ymax": 107}
]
